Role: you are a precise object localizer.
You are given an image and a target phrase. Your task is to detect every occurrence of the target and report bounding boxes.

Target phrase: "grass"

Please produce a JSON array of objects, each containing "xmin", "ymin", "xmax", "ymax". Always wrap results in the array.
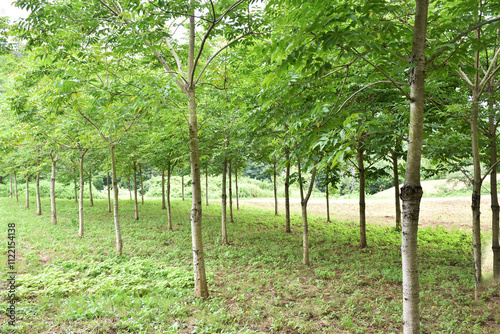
[{"xmin": 0, "ymin": 196, "xmax": 499, "ymax": 333}]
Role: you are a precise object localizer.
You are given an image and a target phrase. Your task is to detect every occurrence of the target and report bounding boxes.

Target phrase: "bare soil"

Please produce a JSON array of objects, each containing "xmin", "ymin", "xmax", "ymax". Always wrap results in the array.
[{"xmin": 240, "ymin": 196, "xmax": 494, "ymax": 233}]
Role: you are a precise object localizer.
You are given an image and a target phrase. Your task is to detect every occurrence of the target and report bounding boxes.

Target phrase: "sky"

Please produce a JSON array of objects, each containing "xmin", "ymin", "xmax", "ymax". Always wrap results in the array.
[{"xmin": 0, "ymin": 1, "xmax": 29, "ymax": 23}]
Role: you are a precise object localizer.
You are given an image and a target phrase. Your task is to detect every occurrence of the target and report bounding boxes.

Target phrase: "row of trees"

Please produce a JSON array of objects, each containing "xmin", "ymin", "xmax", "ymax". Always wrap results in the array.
[{"xmin": 2, "ymin": 0, "xmax": 500, "ymax": 332}]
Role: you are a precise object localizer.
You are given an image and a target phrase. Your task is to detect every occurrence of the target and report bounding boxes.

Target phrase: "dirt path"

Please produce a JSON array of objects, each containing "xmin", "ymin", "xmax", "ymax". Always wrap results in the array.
[{"xmin": 240, "ymin": 196, "xmax": 494, "ymax": 232}]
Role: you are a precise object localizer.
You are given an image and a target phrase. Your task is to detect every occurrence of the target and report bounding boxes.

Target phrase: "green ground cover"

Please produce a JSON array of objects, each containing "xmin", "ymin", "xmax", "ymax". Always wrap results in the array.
[{"xmin": 0, "ymin": 197, "xmax": 499, "ymax": 333}]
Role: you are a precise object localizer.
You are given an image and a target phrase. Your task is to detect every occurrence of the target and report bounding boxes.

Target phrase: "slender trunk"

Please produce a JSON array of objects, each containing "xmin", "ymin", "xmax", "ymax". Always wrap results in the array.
[
  {"xmin": 273, "ymin": 161, "xmax": 278, "ymax": 216},
  {"xmin": 205, "ymin": 168, "xmax": 209, "ymax": 207},
  {"xmin": 36, "ymin": 170, "xmax": 41, "ymax": 215},
  {"xmin": 128, "ymin": 177, "xmax": 132, "ymax": 200},
  {"xmin": 50, "ymin": 156, "xmax": 57, "ymax": 224},
  {"xmin": 221, "ymin": 157, "xmax": 228, "ymax": 244},
  {"xmin": 357, "ymin": 143, "xmax": 367, "ymax": 248},
  {"xmin": 25, "ymin": 173, "xmax": 29, "ymax": 208},
  {"xmin": 167, "ymin": 162, "xmax": 173, "ymax": 230},
  {"xmin": 74, "ymin": 176, "xmax": 78, "ymax": 203},
  {"xmin": 235, "ymin": 167, "xmax": 240, "ymax": 210},
  {"xmin": 162, "ymin": 169, "xmax": 166, "ymax": 210},
  {"xmin": 107, "ymin": 172, "xmax": 111, "ymax": 213},
  {"xmin": 298, "ymin": 156, "xmax": 317, "ymax": 266},
  {"xmin": 471, "ymin": 28, "xmax": 482, "ymax": 299},
  {"xmin": 133, "ymin": 161, "xmax": 139, "ymax": 220},
  {"xmin": 14, "ymin": 172, "xmax": 18, "ymax": 202},
  {"xmin": 229, "ymin": 160, "xmax": 234, "ymax": 223},
  {"xmin": 285, "ymin": 149, "xmax": 291, "ymax": 233},
  {"xmin": 139, "ymin": 163, "xmax": 144, "ymax": 204},
  {"xmin": 78, "ymin": 150, "xmax": 87, "ymax": 238},
  {"xmin": 10, "ymin": 174, "xmax": 12, "ymax": 198},
  {"xmin": 187, "ymin": 86, "xmax": 209, "ymax": 297},
  {"xmin": 110, "ymin": 145, "xmax": 123, "ymax": 255},
  {"xmin": 182, "ymin": 175, "xmax": 185, "ymax": 201},
  {"xmin": 489, "ymin": 94, "xmax": 500, "ymax": 279},
  {"xmin": 401, "ymin": 2, "xmax": 427, "ymax": 332},
  {"xmin": 326, "ymin": 180, "xmax": 330, "ymax": 223},
  {"xmin": 393, "ymin": 144, "xmax": 402, "ymax": 231},
  {"xmin": 89, "ymin": 168, "xmax": 94, "ymax": 207}
]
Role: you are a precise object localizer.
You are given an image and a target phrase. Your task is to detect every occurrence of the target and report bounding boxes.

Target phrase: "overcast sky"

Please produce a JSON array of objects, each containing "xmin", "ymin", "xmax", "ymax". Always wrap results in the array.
[{"xmin": 0, "ymin": 1, "xmax": 29, "ymax": 23}]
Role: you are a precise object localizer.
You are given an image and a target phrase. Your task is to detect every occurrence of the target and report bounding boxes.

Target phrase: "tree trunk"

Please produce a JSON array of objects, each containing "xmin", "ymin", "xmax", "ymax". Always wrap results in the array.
[
  {"xmin": 161, "ymin": 168, "xmax": 166, "ymax": 210},
  {"xmin": 14, "ymin": 172, "xmax": 18, "ymax": 202},
  {"xmin": 393, "ymin": 143, "xmax": 402, "ymax": 231},
  {"xmin": 285, "ymin": 149, "xmax": 291, "ymax": 233},
  {"xmin": 235, "ymin": 167, "xmax": 240, "ymax": 210},
  {"xmin": 205, "ymin": 168, "xmax": 209, "ymax": 207},
  {"xmin": 326, "ymin": 180, "xmax": 330, "ymax": 223},
  {"xmin": 10, "ymin": 174, "xmax": 12, "ymax": 198},
  {"xmin": 187, "ymin": 86, "xmax": 209, "ymax": 298},
  {"xmin": 139, "ymin": 163, "xmax": 144, "ymax": 204},
  {"xmin": 274, "ymin": 161, "xmax": 278, "ymax": 216},
  {"xmin": 25, "ymin": 173, "xmax": 29, "ymax": 208},
  {"xmin": 229, "ymin": 160, "xmax": 234, "ymax": 223},
  {"xmin": 50, "ymin": 156, "xmax": 57, "ymax": 225},
  {"xmin": 401, "ymin": 2, "xmax": 428, "ymax": 332},
  {"xmin": 107, "ymin": 171, "xmax": 111, "ymax": 213},
  {"xmin": 186, "ymin": 0, "xmax": 208, "ymax": 297},
  {"xmin": 133, "ymin": 161, "xmax": 139, "ymax": 220},
  {"xmin": 89, "ymin": 168, "xmax": 94, "ymax": 207},
  {"xmin": 298, "ymin": 156, "xmax": 317, "ymax": 266},
  {"xmin": 128, "ymin": 177, "xmax": 132, "ymax": 200},
  {"xmin": 36, "ymin": 170, "xmax": 41, "ymax": 215},
  {"xmin": 74, "ymin": 176, "xmax": 78, "ymax": 203},
  {"xmin": 471, "ymin": 29, "xmax": 482, "ymax": 299},
  {"xmin": 489, "ymin": 95, "xmax": 500, "ymax": 279},
  {"xmin": 167, "ymin": 162, "xmax": 173, "ymax": 230},
  {"xmin": 221, "ymin": 157, "xmax": 228, "ymax": 245},
  {"xmin": 110, "ymin": 145, "xmax": 123, "ymax": 255},
  {"xmin": 182, "ymin": 175, "xmax": 185, "ymax": 201},
  {"xmin": 78, "ymin": 150, "xmax": 87, "ymax": 238},
  {"xmin": 357, "ymin": 143, "xmax": 367, "ymax": 248}
]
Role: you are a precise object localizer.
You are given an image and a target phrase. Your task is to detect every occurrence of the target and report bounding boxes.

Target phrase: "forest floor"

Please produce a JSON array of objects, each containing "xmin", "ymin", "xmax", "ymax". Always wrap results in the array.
[{"xmin": 0, "ymin": 196, "xmax": 499, "ymax": 333}]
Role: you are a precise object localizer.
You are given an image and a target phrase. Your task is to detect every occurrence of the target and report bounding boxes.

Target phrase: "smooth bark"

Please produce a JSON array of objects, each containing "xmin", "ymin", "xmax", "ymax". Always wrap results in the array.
[
  {"xmin": 187, "ymin": 87, "xmax": 209, "ymax": 298},
  {"xmin": 235, "ymin": 167, "xmax": 240, "ymax": 210},
  {"xmin": 139, "ymin": 163, "xmax": 144, "ymax": 204},
  {"xmin": 401, "ymin": 1, "xmax": 428, "ymax": 332},
  {"xmin": 393, "ymin": 145, "xmax": 402, "ymax": 231},
  {"xmin": 74, "ymin": 176, "xmax": 78, "ymax": 203},
  {"xmin": 36, "ymin": 171, "xmax": 41, "ymax": 215},
  {"xmin": 229, "ymin": 160, "xmax": 234, "ymax": 223},
  {"xmin": 489, "ymin": 96, "xmax": 500, "ymax": 279},
  {"xmin": 326, "ymin": 181, "xmax": 330, "ymax": 223},
  {"xmin": 89, "ymin": 169, "xmax": 94, "ymax": 207},
  {"xmin": 78, "ymin": 150, "xmax": 88, "ymax": 238},
  {"xmin": 161, "ymin": 168, "xmax": 166, "ymax": 210},
  {"xmin": 273, "ymin": 161, "xmax": 278, "ymax": 216},
  {"xmin": 285, "ymin": 150, "xmax": 291, "ymax": 233},
  {"xmin": 107, "ymin": 172, "xmax": 111, "ymax": 213},
  {"xmin": 128, "ymin": 177, "xmax": 132, "ymax": 200},
  {"xmin": 110, "ymin": 145, "xmax": 123, "ymax": 255},
  {"xmin": 50, "ymin": 154, "xmax": 58, "ymax": 224},
  {"xmin": 133, "ymin": 161, "xmax": 139, "ymax": 220},
  {"xmin": 205, "ymin": 168, "xmax": 209, "ymax": 206},
  {"xmin": 221, "ymin": 157, "xmax": 229, "ymax": 245},
  {"xmin": 167, "ymin": 162, "xmax": 173, "ymax": 230},
  {"xmin": 471, "ymin": 28, "xmax": 482, "ymax": 299},
  {"xmin": 298, "ymin": 157, "xmax": 317, "ymax": 266},
  {"xmin": 357, "ymin": 142, "xmax": 367, "ymax": 248},
  {"xmin": 9, "ymin": 174, "xmax": 12, "ymax": 198}
]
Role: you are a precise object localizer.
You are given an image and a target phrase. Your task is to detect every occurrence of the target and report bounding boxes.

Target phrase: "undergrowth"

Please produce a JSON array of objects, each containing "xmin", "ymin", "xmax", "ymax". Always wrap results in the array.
[{"xmin": 0, "ymin": 197, "xmax": 498, "ymax": 333}]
